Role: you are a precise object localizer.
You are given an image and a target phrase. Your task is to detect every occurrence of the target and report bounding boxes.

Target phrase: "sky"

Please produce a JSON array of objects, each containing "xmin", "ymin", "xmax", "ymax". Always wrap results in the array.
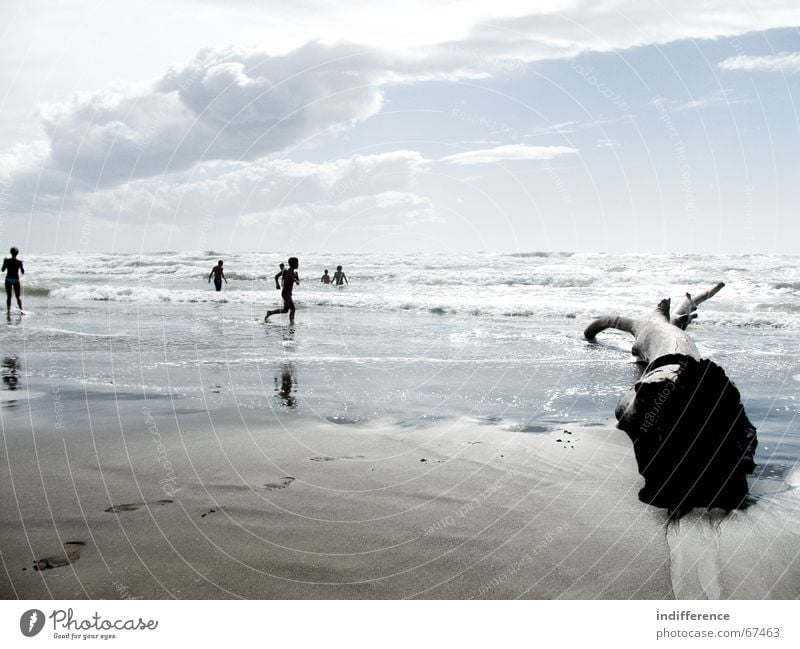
[{"xmin": 0, "ymin": 0, "xmax": 798, "ymax": 254}]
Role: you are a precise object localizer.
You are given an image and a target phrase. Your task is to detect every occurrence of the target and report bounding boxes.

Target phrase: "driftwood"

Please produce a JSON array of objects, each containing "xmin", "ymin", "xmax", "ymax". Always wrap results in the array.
[{"xmin": 584, "ymin": 283, "xmax": 757, "ymax": 512}]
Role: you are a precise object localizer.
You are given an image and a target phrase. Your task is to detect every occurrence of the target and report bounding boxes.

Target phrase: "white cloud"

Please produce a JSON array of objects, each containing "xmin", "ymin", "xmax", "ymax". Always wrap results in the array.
[
  {"xmin": 459, "ymin": 2, "xmax": 800, "ymax": 63},
  {"xmin": 245, "ymin": 190, "xmax": 440, "ymax": 230},
  {"xmin": 652, "ymin": 88, "xmax": 751, "ymax": 113},
  {"xmin": 3, "ymin": 0, "xmax": 800, "ymax": 234},
  {"xmin": 83, "ymin": 149, "xmax": 428, "ymax": 224},
  {"xmin": 441, "ymin": 144, "xmax": 578, "ymax": 165},
  {"xmin": 1, "ymin": 39, "xmax": 493, "ymax": 207},
  {"xmin": 718, "ymin": 52, "xmax": 800, "ymax": 73},
  {"xmin": 25, "ymin": 42, "xmax": 396, "ymax": 188}
]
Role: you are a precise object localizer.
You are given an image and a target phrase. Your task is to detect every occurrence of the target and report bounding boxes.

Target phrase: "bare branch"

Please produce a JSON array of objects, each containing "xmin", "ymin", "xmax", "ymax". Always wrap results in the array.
[
  {"xmin": 584, "ymin": 315, "xmax": 637, "ymax": 340},
  {"xmin": 671, "ymin": 282, "xmax": 725, "ymax": 329}
]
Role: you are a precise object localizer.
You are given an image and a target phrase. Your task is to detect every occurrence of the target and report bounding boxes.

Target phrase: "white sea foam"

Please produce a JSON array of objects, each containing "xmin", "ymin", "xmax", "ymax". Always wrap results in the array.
[{"xmin": 19, "ymin": 251, "xmax": 800, "ymax": 329}]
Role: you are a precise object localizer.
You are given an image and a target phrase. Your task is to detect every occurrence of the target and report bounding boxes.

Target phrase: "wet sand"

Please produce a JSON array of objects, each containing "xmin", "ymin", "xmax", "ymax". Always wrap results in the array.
[{"xmin": 2, "ymin": 406, "xmax": 798, "ymax": 599}]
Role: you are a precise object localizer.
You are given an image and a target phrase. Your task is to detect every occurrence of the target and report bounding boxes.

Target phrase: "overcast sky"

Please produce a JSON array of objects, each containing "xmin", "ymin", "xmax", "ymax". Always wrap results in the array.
[{"xmin": 0, "ymin": 0, "xmax": 798, "ymax": 254}]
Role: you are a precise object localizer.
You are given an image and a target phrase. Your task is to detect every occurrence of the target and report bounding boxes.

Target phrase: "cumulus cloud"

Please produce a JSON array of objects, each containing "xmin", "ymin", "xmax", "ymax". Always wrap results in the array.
[
  {"xmin": 441, "ymin": 144, "xmax": 578, "ymax": 165},
  {"xmin": 3, "ymin": 0, "xmax": 800, "ymax": 227},
  {"xmin": 25, "ymin": 42, "xmax": 396, "ymax": 189},
  {"xmin": 1, "ymin": 39, "xmax": 495, "ymax": 209},
  {"xmin": 458, "ymin": 1, "xmax": 800, "ymax": 63},
  {"xmin": 718, "ymin": 52, "xmax": 800, "ymax": 73},
  {"xmin": 242, "ymin": 190, "xmax": 439, "ymax": 232},
  {"xmin": 83, "ymin": 149, "xmax": 428, "ymax": 224}
]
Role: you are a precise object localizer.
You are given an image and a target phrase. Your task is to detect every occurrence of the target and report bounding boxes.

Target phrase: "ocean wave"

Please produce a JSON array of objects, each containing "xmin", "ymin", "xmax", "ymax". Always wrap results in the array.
[
  {"xmin": 17, "ymin": 252, "xmax": 800, "ymax": 331},
  {"xmin": 224, "ymin": 272, "xmax": 274, "ymax": 281},
  {"xmin": 505, "ymin": 251, "xmax": 575, "ymax": 258},
  {"xmin": 35, "ymin": 283, "xmax": 799, "ymax": 328},
  {"xmin": 506, "ymin": 276, "xmax": 596, "ymax": 287},
  {"xmin": 407, "ymin": 275, "xmax": 597, "ymax": 287},
  {"xmin": 48, "ymin": 285, "xmax": 239, "ymax": 303},
  {"xmin": 772, "ymin": 282, "xmax": 800, "ymax": 291},
  {"xmin": 121, "ymin": 260, "xmax": 188, "ymax": 268},
  {"xmin": 30, "ymin": 326, "xmax": 129, "ymax": 339},
  {"xmin": 23, "ymin": 285, "xmax": 51, "ymax": 296}
]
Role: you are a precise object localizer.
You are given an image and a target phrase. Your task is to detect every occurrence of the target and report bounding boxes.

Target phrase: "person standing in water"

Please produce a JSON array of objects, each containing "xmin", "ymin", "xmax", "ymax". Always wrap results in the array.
[
  {"xmin": 208, "ymin": 260, "xmax": 227, "ymax": 291},
  {"xmin": 320, "ymin": 269, "xmax": 331, "ymax": 284},
  {"xmin": 265, "ymin": 257, "xmax": 300, "ymax": 324},
  {"xmin": 274, "ymin": 262, "xmax": 285, "ymax": 290},
  {"xmin": 332, "ymin": 265, "xmax": 348, "ymax": 286},
  {"xmin": 2, "ymin": 247, "xmax": 24, "ymax": 315}
]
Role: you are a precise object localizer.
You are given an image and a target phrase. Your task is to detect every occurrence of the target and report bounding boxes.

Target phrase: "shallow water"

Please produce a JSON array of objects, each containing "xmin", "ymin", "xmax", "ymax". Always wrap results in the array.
[{"xmin": 2, "ymin": 251, "xmax": 798, "ymax": 491}]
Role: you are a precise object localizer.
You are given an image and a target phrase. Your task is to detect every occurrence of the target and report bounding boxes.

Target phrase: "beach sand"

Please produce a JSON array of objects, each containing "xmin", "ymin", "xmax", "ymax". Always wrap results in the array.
[{"xmin": 2, "ymin": 404, "xmax": 798, "ymax": 599}]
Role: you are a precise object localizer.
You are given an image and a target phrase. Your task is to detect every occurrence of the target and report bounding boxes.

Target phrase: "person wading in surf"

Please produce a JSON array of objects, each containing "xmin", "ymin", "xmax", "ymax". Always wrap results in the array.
[
  {"xmin": 208, "ymin": 260, "xmax": 227, "ymax": 291},
  {"xmin": 332, "ymin": 265, "xmax": 348, "ymax": 286},
  {"xmin": 2, "ymin": 247, "xmax": 24, "ymax": 315}
]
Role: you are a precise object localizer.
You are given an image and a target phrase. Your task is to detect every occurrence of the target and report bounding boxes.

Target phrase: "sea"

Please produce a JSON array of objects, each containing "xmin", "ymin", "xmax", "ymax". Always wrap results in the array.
[{"xmin": 2, "ymin": 251, "xmax": 798, "ymax": 490}]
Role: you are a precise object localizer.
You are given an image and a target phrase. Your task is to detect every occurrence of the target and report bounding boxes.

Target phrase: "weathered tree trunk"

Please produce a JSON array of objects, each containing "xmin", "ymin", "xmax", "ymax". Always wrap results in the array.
[
  {"xmin": 584, "ymin": 283, "xmax": 757, "ymax": 512},
  {"xmin": 583, "ymin": 280, "xmax": 724, "ymax": 361}
]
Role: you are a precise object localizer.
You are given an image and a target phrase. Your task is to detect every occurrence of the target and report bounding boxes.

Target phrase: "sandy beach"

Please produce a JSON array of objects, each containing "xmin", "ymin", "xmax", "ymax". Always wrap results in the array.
[
  {"xmin": 2, "ymin": 404, "xmax": 798, "ymax": 599},
  {"xmin": 1, "ymin": 252, "xmax": 799, "ymax": 599}
]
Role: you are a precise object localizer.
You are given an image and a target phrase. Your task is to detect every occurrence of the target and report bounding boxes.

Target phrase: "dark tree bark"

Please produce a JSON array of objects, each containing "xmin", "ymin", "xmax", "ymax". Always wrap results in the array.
[{"xmin": 584, "ymin": 283, "xmax": 757, "ymax": 512}]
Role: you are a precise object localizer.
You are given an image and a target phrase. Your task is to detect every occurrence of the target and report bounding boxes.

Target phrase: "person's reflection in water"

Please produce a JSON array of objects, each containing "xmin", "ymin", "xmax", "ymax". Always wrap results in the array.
[
  {"xmin": 2, "ymin": 356, "xmax": 19, "ymax": 391},
  {"xmin": 274, "ymin": 364, "xmax": 296, "ymax": 409},
  {"xmin": 2, "ymin": 356, "xmax": 20, "ymax": 409}
]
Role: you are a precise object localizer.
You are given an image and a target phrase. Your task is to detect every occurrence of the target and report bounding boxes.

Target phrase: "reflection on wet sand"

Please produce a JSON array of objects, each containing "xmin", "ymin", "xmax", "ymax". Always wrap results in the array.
[
  {"xmin": 274, "ymin": 364, "xmax": 296, "ymax": 409},
  {"xmin": 1, "ymin": 355, "xmax": 20, "ymax": 408}
]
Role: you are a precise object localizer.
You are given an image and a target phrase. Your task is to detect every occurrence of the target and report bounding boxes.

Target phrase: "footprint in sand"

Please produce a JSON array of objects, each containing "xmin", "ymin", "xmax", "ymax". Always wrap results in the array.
[
  {"xmin": 200, "ymin": 478, "xmax": 295, "ymax": 518},
  {"xmin": 263, "ymin": 477, "xmax": 295, "ymax": 491},
  {"xmin": 309, "ymin": 455, "xmax": 365, "ymax": 462},
  {"xmin": 33, "ymin": 541, "xmax": 86, "ymax": 571},
  {"xmin": 104, "ymin": 499, "xmax": 173, "ymax": 513}
]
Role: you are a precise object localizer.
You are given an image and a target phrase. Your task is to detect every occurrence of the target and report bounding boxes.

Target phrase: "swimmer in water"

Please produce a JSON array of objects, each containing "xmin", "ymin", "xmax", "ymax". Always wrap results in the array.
[
  {"xmin": 332, "ymin": 265, "xmax": 348, "ymax": 286},
  {"xmin": 274, "ymin": 263, "xmax": 286, "ymax": 290},
  {"xmin": 321, "ymin": 269, "xmax": 331, "ymax": 284}
]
